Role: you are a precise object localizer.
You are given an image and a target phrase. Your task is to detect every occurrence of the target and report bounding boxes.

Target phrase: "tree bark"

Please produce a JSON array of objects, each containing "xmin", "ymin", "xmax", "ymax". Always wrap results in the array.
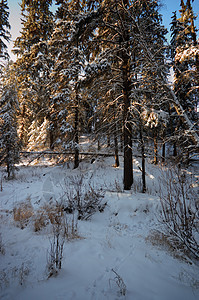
[
  {"xmin": 74, "ymin": 103, "xmax": 79, "ymax": 169},
  {"xmin": 140, "ymin": 125, "xmax": 146, "ymax": 193},
  {"xmin": 114, "ymin": 123, "xmax": 119, "ymax": 167},
  {"xmin": 154, "ymin": 128, "xmax": 158, "ymax": 165},
  {"xmin": 162, "ymin": 129, "xmax": 166, "ymax": 163},
  {"xmin": 123, "ymin": 60, "xmax": 133, "ymax": 189},
  {"xmin": 121, "ymin": 4, "xmax": 133, "ymax": 190}
]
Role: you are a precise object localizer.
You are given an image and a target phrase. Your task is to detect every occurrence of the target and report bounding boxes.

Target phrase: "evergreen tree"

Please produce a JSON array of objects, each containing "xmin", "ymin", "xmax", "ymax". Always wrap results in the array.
[
  {"xmin": 0, "ymin": 0, "xmax": 10, "ymax": 63},
  {"xmin": 50, "ymin": 0, "xmax": 98, "ymax": 167},
  {"xmin": 84, "ymin": 0, "xmax": 168, "ymax": 189},
  {"xmin": 0, "ymin": 63, "xmax": 20, "ymax": 178},
  {"xmin": 171, "ymin": 0, "xmax": 198, "ymax": 120},
  {"xmin": 169, "ymin": 0, "xmax": 199, "ymax": 158},
  {"xmin": 13, "ymin": 0, "xmax": 54, "ymax": 148}
]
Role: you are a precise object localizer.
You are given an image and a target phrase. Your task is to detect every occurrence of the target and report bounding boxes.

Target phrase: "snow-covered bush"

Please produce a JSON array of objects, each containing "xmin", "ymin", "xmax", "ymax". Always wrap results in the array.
[
  {"xmin": 46, "ymin": 221, "xmax": 65, "ymax": 278},
  {"xmin": 61, "ymin": 174, "xmax": 106, "ymax": 220},
  {"xmin": 160, "ymin": 167, "xmax": 199, "ymax": 259}
]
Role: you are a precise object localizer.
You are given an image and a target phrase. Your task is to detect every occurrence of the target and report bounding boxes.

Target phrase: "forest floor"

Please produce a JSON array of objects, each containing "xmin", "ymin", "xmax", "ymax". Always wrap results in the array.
[{"xmin": 0, "ymin": 143, "xmax": 199, "ymax": 300}]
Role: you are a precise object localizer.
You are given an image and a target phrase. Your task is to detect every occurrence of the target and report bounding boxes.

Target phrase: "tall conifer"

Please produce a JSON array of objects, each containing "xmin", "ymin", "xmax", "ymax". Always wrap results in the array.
[{"xmin": 0, "ymin": 0, "xmax": 10, "ymax": 63}]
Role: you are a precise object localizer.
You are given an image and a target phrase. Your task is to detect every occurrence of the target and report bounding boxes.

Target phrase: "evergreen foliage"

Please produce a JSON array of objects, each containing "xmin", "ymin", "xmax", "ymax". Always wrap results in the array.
[
  {"xmin": 0, "ymin": 0, "xmax": 198, "ymax": 187},
  {"xmin": 0, "ymin": 63, "xmax": 20, "ymax": 178},
  {"xmin": 0, "ymin": 0, "xmax": 10, "ymax": 63},
  {"xmin": 171, "ymin": 0, "xmax": 198, "ymax": 120},
  {"xmin": 13, "ymin": 0, "xmax": 54, "ymax": 148}
]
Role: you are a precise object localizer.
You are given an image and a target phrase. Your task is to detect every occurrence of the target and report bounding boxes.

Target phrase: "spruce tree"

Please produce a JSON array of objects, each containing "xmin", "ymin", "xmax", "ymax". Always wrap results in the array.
[
  {"xmin": 171, "ymin": 0, "xmax": 198, "ymax": 120},
  {"xmin": 13, "ymin": 0, "xmax": 54, "ymax": 148},
  {"xmin": 0, "ymin": 63, "xmax": 20, "ymax": 178},
  {"xmin": 50, "ymin": 0, "xmax": 98, "ymax": 167},
  {"xmin": 170, "ymin": 0, "xmax": 199, "ymax": 158},
  {"xmin": 84, "ymin": 0, "xmax": 168, "ymax": 189},
  {"xmin": 0, "ymin": 0, "xmax": 10, "ymax": 63}
]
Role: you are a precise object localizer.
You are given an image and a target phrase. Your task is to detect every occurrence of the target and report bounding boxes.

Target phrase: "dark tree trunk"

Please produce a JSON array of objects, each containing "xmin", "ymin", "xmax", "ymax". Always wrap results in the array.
[
  {"xmin": 140, "ymin": 125, "xmax": 146, "ymax": 193},
  {"xmin": 107, "ymin": 131, "xmax": 110, "ymax": 148},
  {"xmin": 173, "ymin": 142, "xmax": 177, "ymax": 157},
  {"xmin": 121, "ymin": 4, "xmax": 133, "ymax": 190},
  {"xmin": 154, "ymin": 128, "xmax": 158, "ymax": 165},
  {"xmin": 74, "ymin": 100, "xmax": 79, "ymax": 169},
  {"xmin": 97, "ymin": 139, "xmax": 100, "ymax": 151},
  {"xmin": 162, "ymin": 142, "xmax": 165, "ymax": 163},
  {"xmin": 120, "ymin": 132, "xmax": 123, "ymax": 152},
  {"xmin": 162, "ymin": 129, "xmax": 166, "ymax": 163},
  {"xmin": 6, "ymin": 145, "xmax": 11, "ymax": 179},
  {"xmin": 19, "ymin": 104, "xmax": 26, "ymax": 147},
  {"xmin": 114, "ymin": 123, "xmax": 119, "ymax": 167},
  {"xmin": 123, "ymin": 58, "xmax": 133, "ymax": 189}
]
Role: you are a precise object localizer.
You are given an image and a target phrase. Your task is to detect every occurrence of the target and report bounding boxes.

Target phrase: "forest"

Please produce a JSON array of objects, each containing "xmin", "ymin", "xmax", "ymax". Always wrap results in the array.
[
  {"xmin": 0, "ymin": 0, "xmax": 198, "ymax": 188},
  {"xmin": 0, "ymin": 1, "xmax": 199, "ymax": 299}
]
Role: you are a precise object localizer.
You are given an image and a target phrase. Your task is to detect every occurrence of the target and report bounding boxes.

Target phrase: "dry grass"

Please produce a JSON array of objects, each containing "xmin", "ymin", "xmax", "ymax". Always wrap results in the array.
[
  {"xmin": 13, "ymin": 197, "xmax": 80, "ymax": 240},
  {"xmin": 13, "ymin": 197, "xmax": 34, "ymax": 229},
  {"xmin": 146, "ymin": 230, "xmax": 192, "ymax": 263},
  {"xmin": 33, "ymin": 204, "xmax": 64, "ymax": 232},
  {"xmin": 34, "ymin": 204, "xmax": 80, "ymax": 240}
]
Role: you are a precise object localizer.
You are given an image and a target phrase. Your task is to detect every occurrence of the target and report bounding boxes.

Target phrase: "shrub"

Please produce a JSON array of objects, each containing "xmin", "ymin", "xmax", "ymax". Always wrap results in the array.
[
  {"xmin": 46, "ymin": 222, "xmax": 65, "ymax": 278},
  {"xmin": 160, "ymin": 166, "xmax": 199, "ymax": 259},
  {"xmin": 61, "ymin": 175, "xmax": 105, "ymax": 220}
]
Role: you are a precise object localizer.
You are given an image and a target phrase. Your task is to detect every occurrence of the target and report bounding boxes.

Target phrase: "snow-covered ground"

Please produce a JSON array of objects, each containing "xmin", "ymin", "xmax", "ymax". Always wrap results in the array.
[{"xmin": 0, "ymin": 155, "xmax": 199, "ymax": 300}]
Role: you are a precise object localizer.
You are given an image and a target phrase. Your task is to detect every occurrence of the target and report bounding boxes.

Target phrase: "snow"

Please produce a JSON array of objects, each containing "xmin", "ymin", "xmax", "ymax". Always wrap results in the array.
[{"xmin": 0, "ymin": 155, "xmax": 199, "ymax": 300}]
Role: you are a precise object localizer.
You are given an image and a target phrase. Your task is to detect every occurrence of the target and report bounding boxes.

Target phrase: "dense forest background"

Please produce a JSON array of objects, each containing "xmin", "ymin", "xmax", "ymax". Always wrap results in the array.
[{"xmin": 0, "ymin": 0, "xmax": 198, "ymax": 189}]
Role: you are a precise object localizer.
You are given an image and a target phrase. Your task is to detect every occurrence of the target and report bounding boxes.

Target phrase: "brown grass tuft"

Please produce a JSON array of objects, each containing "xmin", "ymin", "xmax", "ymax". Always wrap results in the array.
[{"xmin": 13, "ymin": 197, "xmax": 34, "ymax": 229}]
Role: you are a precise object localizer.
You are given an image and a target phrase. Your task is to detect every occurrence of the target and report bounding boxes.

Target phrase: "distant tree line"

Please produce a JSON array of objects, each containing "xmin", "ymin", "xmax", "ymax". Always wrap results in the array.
[{"xmin": 0, "ymin": 0, "xmax": 198, "ymax": 190}]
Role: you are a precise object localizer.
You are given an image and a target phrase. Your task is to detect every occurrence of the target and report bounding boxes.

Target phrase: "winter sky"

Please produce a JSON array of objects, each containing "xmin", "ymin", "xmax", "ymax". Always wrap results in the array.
[{"xmin": 7, "ymin": 0, "xmax": 199, "ymax": 61}]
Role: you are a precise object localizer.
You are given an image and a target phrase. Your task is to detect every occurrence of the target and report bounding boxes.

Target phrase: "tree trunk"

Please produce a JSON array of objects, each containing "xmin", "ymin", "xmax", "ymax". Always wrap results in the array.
[
  {"xmin": 19, "ymin": 103, "xmax": 27, "ymax": 147},
  {"xmin": 173, "ymin": 142, "xmax": 177, "ymax": 157},
  {"xmin": 107, "ymin": 131, "xmax": 110, "ymax": 148},
  {"xmin": 74, "ymin": 100, "xmax": 79, "ymax": 169},
  {"xmin": 123, "ymin": 65, "xmax": 133, "ymax": 189},
  {"xmin": 114, "ymin": 123, "xmax": 119, "ymax": 167},
  {"xmin": 154, "ymin": 128, "xmax": 158, "ymax": 165},
  {"xmin": 120, "ymin": 131, "xmax": 123, "ymax": 152},
  {"xmin": 6, "ymin": 145, "xmax": 11, "ymax": 179},
  {"xmin": 121, "ymin": 1, "xmax": 133, "ymax": 190},
  {"xmin": 140, "ymin": 125, "xmax": 146, "ymax": 193},
  {"xmin": 97, "ymin": 139, "xmax": 100, "ymax": 151},
  {"xmin": 162, "ymin": 130, "xmax": 166, "ymax": 163},
  {"xmin": 162, "ymin": 142, "xmax": 165, "ymax": 163}
]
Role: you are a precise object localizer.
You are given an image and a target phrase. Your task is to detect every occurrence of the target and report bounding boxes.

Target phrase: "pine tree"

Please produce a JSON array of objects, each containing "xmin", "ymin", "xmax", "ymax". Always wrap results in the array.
[
  {"xmin": 169, "ymin": 0, "xmax": 199, "ymax": 158},
  {"xmin": 171, "ymin": 0, "xmax": 198, "ymax": 120},
  {"xmin": 13, "ymin": 0, "xmax": 54, "ymax": 148},
  {"xmin": 0, "ymin": 0, "xmax": 11, "ymax": 63},
  {"xmin": 84, "ymin": 0, "xmax": 168, "ymax": 189},
  {"xmin": 0, "ymin": 63, "xmax": 20, "ymax": 178},
  {"xmin": 50, "ymin": 0, "xmax": 99, "ymax": 167}
]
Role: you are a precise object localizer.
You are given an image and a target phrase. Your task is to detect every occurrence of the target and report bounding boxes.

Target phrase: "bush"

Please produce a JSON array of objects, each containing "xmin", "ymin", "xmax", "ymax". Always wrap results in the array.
[
  {"xmin": 160, "ymin": 166, "xmax": 199, "ymax": 259},
  {"xmin": 61, "ymin": 174, "xmax": 106, "ymax": 220},
  {"xmin": 46, "ymin": 221, "xmax": 65, "ymax": 278}
]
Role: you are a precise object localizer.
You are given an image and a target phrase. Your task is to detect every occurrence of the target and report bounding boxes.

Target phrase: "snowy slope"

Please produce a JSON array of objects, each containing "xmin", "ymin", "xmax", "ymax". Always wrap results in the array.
[{"xmin": 0, "ymin": 157, "xmax": 199, "ymax": 300}]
